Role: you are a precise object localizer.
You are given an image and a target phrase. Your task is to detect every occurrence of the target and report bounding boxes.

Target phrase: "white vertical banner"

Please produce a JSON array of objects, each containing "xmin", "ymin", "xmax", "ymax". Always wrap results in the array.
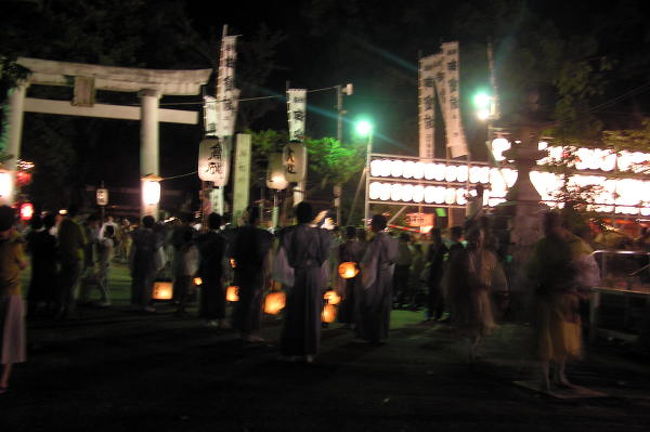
[
  {"xmin": 287, "ymin": 89, "xmax": 307, "ymax": 141},
  {"xmin": 440, "ymin": 41, "xmax": 468, "ymax": 158},
  {"xmin": 233, "ymin": 134, "xmax": 252, "ymax": 226},
  {"xmin": 418, "ymin": 55, "xmax": 437, "ymax": 160},
  {"xmin": 215, "ymin": 35, "xmax": 239, "ymax": 137}
]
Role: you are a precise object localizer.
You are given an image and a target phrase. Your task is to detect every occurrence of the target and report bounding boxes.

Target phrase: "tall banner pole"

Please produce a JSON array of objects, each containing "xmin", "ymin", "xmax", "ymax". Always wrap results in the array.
[
  {"xmin": 419, "ymin": 55, "xmax": 436, "ymax": 160},
  {"xmin": 286, "ymin": 88, "xmax": 307, "ymax": 207}
]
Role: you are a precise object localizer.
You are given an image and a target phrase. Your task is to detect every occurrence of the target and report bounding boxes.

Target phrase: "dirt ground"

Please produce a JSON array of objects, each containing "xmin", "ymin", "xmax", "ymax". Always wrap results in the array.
[{"xmin": 3, "ymin": 265, "xmax": 650, "ymax": 432}]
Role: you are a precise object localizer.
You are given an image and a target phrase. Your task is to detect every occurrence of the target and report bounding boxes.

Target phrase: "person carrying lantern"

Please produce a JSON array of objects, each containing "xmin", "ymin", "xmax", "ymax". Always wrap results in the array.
[
  {"xmin": 196, "ymin": 213, "xmax": 227, "ymax": 327},
  {"xmin": 230, "ymin": 206, "xmax": 273, "ymax": 342},
  {"xmin": 280, "ymin": 202, "xmax": 331, "ymax": 362},
  {"xmin": 0, "ymin": 205, "xmax": 28, "ymax": 395},
  {"xmin": 337, "ymin": 226, "xmax": 364, "ymax": 328},
  {"xmin": 357, "ymin": 214, "xmax": 398, "ymax": 344}
]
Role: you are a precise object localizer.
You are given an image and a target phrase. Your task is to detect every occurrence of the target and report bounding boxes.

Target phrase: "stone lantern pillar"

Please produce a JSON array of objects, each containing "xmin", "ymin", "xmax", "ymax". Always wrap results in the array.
[{"xmin": 494, "ymin": 125, "xmax": 549, "ymax": 321}]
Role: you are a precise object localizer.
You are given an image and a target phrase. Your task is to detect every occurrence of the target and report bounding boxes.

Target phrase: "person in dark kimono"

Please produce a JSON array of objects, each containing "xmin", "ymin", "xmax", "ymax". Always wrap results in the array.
[
  {"xmin": 357, "ymin": 214, "xmax": 398, "ymax": 344},
  {"xmin": 26, "ymin": 213, "xmax": 58, "ymax": 317},
  {"xmin": 129, "ymin": 215, "xmax": 162, "ymax": 313},
  {"xmin": 196, "ymin": 213, "xmax": 227, "ymax": 327},
  {"xmin": 425, "ymin": 227, "xmax": 449, "ymax": 322},
  {"xmin": 337, "ymin": 226, "xmax": 364, "ymax": 328},
  {"xmin": 280, "ymin": 202, "xmax": 331, "ymax": 362},
  {"xmin": 230, "ymin": 207, "xmax": 273, "ymax": 342}
]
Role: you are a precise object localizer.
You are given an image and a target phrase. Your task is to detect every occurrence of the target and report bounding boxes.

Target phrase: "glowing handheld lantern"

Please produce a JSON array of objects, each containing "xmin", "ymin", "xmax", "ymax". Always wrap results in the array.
[
  {"xmin": 321, "ymin": 303, "xmax": 337, "ymax": 323},
  {"xmin": 323, "ymin": 290, "xmax": 341, "ymax": 305},
  {"xmin": 226, "ymin": 285, "xmax": 240, "ymax": 302},
  {"xmin": 152, "ymin": 281, "xmax": 173, "ymax": 300},
  {"xmin": 338, "ymin": 262, "xmax": 359, "ymax": 279},
  {"xmin": 264, "ymin": 291, "xmax": 286, "ymax": 315}
]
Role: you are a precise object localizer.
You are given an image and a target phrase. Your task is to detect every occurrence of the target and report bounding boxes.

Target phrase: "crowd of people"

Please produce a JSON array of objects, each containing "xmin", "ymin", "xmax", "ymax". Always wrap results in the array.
[{"xmin": 2, "ymin": 199, "xmax": 638, "ymax": 396}]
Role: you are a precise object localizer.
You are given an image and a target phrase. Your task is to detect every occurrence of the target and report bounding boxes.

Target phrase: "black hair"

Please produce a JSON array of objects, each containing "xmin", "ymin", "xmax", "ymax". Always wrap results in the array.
[
  {"xmin": 142, "ymin": 215, "xmax": 155, "ymax": 228},
  {"xmin": 296, "ymin": 202, "xmax": 313, "ymax": 224},
  {"xmin": 42, "ymin": 213, "xmax": 56, "ymax": 229},
  {"xmin": 371, "ymin": 214, "xmax": 387, "ymax": 231},
  {"xmin": 246, "ymin": 206, "xmax": 260, "ymax": 225},
  {"xmin": 345, "ymin": 226, "xmax": 357, "ymax": 239},
  {"xmin": 208, "ymin": 213, "xmax": 222, "ymax": 230},
  {"xmin": 0, "ymin": 205, "xmax": 16, "ymax": 231}
]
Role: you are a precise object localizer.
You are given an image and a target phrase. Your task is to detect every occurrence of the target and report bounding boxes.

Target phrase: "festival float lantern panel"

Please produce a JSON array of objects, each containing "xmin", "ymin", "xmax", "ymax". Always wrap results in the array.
[
  {"xmin": 338, "ymin": 262, "xmax": 359, "ymax": 279},
  {"xmin": 152, "ymin": 281, "xmax": 173, "ymax": 300},
  {"xmin": 264, "ymin": 291, "xmax": 286, "ymax": 315},
  {"xmin": 0, "ymin": 169, "xmax": 13, "ymax": 201},
  {"xmin": 226, "ymin": 285, "xmax": 240, "ymax": 302}
]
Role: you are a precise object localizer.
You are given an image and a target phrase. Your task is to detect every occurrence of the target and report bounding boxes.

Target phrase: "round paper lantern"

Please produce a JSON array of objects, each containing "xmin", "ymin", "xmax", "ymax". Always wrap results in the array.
[
  {"xmin": 226, "ymin": 285, "xmax": 240, "ymax": 302},
  {"xmin": 264, "ymin": 291, "xmax": 286, "ymax": 315},
  {"xmin": 193, "ymin": 277, "xmax": 203, "ymax": 286},
  {"xmin": 338, "ymin": 262, "xmax": 359, "ymax": 279},
  {"xmin": 152, "ymin": 281, "xmax": 173, "ymax": 300},
  {"xmin": 230, "ymin": 258, "xmax": 237, "ymax": 268},
  {"xmin": 321, "ymin": 303, "xmax": 337, "ymax": 323},
  {"xmin": 323, "ymin": 290, "xmax": 341, "ymax": 305}
]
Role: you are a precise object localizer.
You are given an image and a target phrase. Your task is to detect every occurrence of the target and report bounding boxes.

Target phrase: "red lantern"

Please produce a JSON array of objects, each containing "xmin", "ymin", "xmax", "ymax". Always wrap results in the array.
[
  {"xmin": 323, "ymin": 290, "xmax": 341, "ymax": 305},
  {"xmin": 16, "ymin": 171, "xmax": 32, "ymax": 187},
  {"xmin": 321, "ymin": 303, "xmax": 337, "ymax": 323},
  {"xmin": 338, "ymin": 262, "xmax": 359, "ymax": 279},
  {"xmin": 19, "ymin": 202, "xmax": 34, "ymax": 221},
  {"xmin": 264, "ymin": 291, "xmax": 286, "ymax": 315},
  {"xmin": 226, "ymin": 285, "xmax": 239, "ymax": 302}
]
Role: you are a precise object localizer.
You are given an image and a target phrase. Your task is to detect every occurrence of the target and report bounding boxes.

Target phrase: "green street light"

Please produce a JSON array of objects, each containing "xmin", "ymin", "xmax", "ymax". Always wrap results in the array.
[
  {"xmin": 473, "ymin": 91, "xmax": 494, "ymax": 121},
  {"xmin": 355, "ymin": 119, "xmax": 374, "ymax": 137}
]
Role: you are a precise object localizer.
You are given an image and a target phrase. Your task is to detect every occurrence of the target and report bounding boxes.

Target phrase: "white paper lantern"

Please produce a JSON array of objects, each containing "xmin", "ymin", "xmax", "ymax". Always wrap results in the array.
[
  {"xmin": 198, "ymin": 138, "xmax": 230, "ymax": 186},
  {"xmin": 282, "ymin": 142, "xmax": 307, "ymax": 182},
  {"xmin": 266, "ymin": 153, "xmax": 288, "ymax": 190}
]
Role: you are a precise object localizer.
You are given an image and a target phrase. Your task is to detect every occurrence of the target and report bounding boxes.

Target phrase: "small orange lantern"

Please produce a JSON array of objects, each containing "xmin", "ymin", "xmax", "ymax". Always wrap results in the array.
[
  {"xmin": 264, "ymin": 291, "xmax": 286, "ymax": 315},
  {"xmin": 338, "ymin": 261, "xmax": 359, "ymax": 279},
  {"xmin": 193, "ymin": 277, "xmax": 203, "ymax": 286},
  {"xmin": 226, "ymin": 285, "xmax": 240, "ymax": 302},
  {"xmin": 323, "ymin": 290, "xmax": 341, "ymax": 305},
  {"xmin": 321, "ymin": 303, "xmax": 337, "ymax": 323},
  {"xmin": 230, "ymin": 258, "xmax": 237, "ymax": 268},
  {"xmin": 152, "ymin": 281, "xmax": 173, "ymax": 300}
]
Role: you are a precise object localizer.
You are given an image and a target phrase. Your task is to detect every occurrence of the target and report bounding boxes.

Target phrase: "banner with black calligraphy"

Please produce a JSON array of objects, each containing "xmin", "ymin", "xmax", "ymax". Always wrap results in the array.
[
  {"xmin": 287, "ymin": 89, "xmax": 307, "ymax": 142},
  {"xmin": 440, "ymin": 41, "xmax": 468, "ymax": 158},
  {"xmin": 419, "ymin": 55, "xmax": 437, "ymax": 160},
  {"xmin": 198, "ymin": 138, "xmax": 230, "ymax": 186},
  {"xmin": 215, "ymin": 35, "xmax": 239, "ymax": 137}
]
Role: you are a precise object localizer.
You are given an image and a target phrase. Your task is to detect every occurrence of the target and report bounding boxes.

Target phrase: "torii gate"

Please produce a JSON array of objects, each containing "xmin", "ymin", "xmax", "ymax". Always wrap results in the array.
[{"xmin": 3, "ymin": 57, "xmax": 212, "ymax": 216}]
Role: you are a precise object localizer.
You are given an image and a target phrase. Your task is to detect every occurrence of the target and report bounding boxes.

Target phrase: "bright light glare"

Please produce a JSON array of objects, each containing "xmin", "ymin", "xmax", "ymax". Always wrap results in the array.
[
  {"xmin": 142, "ymin": 180, "xmax": 161, "ymax": 205},
  {"xmin": 473, "ymin": 92, "xmax": 491, "ymax": 108},
  {"xmin": 355, "ymin": 120, "xmax": 373, "ymax": 137}
]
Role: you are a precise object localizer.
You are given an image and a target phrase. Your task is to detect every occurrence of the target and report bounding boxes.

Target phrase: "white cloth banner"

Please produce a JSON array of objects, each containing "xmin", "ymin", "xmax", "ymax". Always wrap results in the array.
[
  {"xmin": 438, "ymin": 41, "xmax": 468, "ymax": 158},
  {"xmin": 418, "ymin": 55, "xmax": 437, "ymax": 160},
  {"xmin": 287, "ymin": 89, "xmax": 307, "ymax": 141},
  {"xmin": 282, "ymin": 142, "xmax": 307, "ymax": 182},
  {"xmin": 214, "ymin": 35, "xmax": 239, "ymax": 137}
]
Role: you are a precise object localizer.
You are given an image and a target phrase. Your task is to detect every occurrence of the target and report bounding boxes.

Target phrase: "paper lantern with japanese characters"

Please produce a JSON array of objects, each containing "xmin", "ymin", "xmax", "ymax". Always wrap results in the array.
[
  {"xmin": 321, "ymin": 303, "xmax": 337, "ymax": 323},
  {"xmin": 282, "ymin": 142, "xmax": 307, "ymax": 182},
  {"xmin": 264, "ymin": 291, "xmax": 286, "ymax": 315},
  {"xmin": 198, "ymin": 138, "xmax": 230, "ymax": 186},
  {"xmin": 152, "ymin": 281, "xmax": 173, "ymax": 300},
  {"xmin": 323, "ymin": 290, "xmax": 341, "ymax": 305},
  {"xmin": 338, "ymin": 262, "xmax": 359, "ymax": 279},
  {"xmin": 226, "ymin": 285, "xmax": 240, "ymax": 302}
]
